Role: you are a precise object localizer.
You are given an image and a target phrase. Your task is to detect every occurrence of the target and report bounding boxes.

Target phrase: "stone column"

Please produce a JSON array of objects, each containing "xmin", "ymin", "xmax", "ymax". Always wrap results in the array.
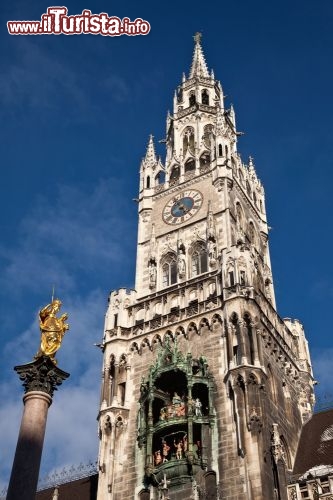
[
  {"xmin": 6, "ymin": 356, "xmax": 69, "ymax": 500},
  {"xmin": 239, "ymin": 321, "xmax": 249, "ymax": 365}
]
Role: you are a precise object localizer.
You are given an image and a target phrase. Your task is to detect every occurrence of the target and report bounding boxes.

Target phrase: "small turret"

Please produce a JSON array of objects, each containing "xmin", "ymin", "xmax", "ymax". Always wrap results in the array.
[
  {"xmin": 229, "ymin": 104, "xmax": 236, "ymax": 129},
  {"xmin": 143, "ymin": 134, "xmax": 157, "ymax": 168},
  {"xmin": 248, "ymin": 156, "xmax": 256, "ymax": 177},
  {"xmin": 140, "ymin": 134, "xmax": 158, "ymax": 193}
]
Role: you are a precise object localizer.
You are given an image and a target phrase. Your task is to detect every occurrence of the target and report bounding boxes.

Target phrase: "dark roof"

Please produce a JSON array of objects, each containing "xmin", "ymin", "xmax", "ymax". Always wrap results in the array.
[
  {"xmin": 293, "ymin": 408, "xmax": 333, "ymax": 475},
  {"xmin": 36, "ymin": 474, "xmax": 98, "ymax": 500}
]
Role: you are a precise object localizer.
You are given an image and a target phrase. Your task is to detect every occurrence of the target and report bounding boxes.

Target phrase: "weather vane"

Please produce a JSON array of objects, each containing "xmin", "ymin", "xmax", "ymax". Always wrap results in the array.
[{"xmin": 35, "ymin": 297, "xmax": 69, "ymax": 364}]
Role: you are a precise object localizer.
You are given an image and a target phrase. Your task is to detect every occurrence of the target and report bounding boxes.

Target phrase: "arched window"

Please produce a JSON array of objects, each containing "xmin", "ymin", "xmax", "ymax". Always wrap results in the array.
[
  {"xmin": 162, "ymin": 253, "xmax": 177, "ymax": 287},
  {"xmin": 200, "ymin": 152, "xmax": 210, "ymax": 168},
  {"xmin": 118, "ymin": 354, "xmax": 127, "ymax": 406},
  {"xmin": 189, "ymin": 91, "xmax": 196, "ymax": 106},
  {"xmin": 218, "ymin": 144, "xmax": 223, "ymax": 157},
  {"xmin": 155, "ymin": 171, "xmax": 165, "ymax": 185},
  {"xmin": 244, "ymin": 315, "xmax": 255, "ymax": 365},
  {"xmin": 177, "ymin": 87, "xmax": 183, "ymax": 103},
  {"xmin": 185, "ymin": 158, "xmax": 195, "ymax": 173},
  {"xmin": 203, "ymin": 124, "xmax": 214, "ymax": 149},
  {"xmin": 146, "ymin": 176, "xmax": 150, "ymax": 189},
  {"xmin": 191, "ymin": 242, "xmax": 208, "ymax": 277},
  {"xmin": 170, "ymin": 165, "xmax": 180, "ymax": 182},
  {"xmin": 109, "ymin": 355, "xmax": 116, "ymax": 403},
  {"xmin": 225, "ymin": 144, "xmax": 229, "ymax": 158},
  {"xmin": 240, "ymin": 270, "xmax": 246, "ymax": 286},
  {"xmin": 202, "ymin": 89, "xmax": 209, "ymax": 105}
]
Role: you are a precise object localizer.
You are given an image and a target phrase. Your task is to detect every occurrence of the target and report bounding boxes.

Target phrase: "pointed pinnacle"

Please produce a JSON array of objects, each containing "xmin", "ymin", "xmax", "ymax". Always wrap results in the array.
[
  {"xmin": 144, "ymin": 134, "xmax": 157, "ymax": 167},
  {"xmin": 248, "ymin": 156, "xmax": 256, "ymax": 175},
  {"xmin": 189, "ymin": 32, "xmax": 209, "ymax": 79}
]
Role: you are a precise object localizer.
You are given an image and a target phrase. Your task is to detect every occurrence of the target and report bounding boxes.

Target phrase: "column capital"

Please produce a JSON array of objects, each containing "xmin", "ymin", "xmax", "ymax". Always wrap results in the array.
[{"xmin": 14, "ymin": 355, "xmax": 69, "ymax": 399}]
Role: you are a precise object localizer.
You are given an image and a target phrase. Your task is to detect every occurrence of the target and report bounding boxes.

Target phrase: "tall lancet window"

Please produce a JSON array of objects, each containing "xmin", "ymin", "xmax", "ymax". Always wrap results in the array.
[
  {"xmin": 170, "ymin": 165, "xmax": 180, "ymax": 183},
  {"xmin": 202, "ymin": 89, "xmax": 209, "ymax": 105},
  {"xmin": 162, "ymin": 253, "xmax": 177, "ymax": 287},
  {"xmin": 191, "ymin": 242, "xmax": 208, "ymax": 277},
  {"xmin": 203, "ymin": 124, "xmax": 214, "ymax": 150},
  {"xmin": 189, "ymin": 91, "xmax": 196, "ymax": 106}
]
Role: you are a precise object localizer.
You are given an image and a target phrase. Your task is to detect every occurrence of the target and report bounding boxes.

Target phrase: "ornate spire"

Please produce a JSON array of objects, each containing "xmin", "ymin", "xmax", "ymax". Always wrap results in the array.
[
  {"xmin": 189, "ymin": 32, "xmax": 209, "ymax": 79},
  {"xmin": 143, "ymin": 134, "xmax": 157, "ymax": 167}
]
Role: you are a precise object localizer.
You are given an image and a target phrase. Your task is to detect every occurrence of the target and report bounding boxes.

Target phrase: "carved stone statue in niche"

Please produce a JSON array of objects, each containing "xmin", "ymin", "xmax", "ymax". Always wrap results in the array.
[
  {"xmin": 177, "ymin": 250, "xmax": 186, "ymax": 277},
  {"xmin": 207, "ymin": 238, "xmax": 217, "ymax": 265},
  {"xmin": 148, "ymin": 257, "xmax": 157, "ymax": 288},
  {"xmin": 207, "ymin": 211, "xmax": 215, "ymax": 239}
]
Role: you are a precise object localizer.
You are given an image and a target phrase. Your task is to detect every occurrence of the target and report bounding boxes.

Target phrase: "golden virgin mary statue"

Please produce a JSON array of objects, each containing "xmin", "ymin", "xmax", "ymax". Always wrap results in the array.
[{"xmin": 36, "ymin": 298, "xmax": 69, "ymax": 364}]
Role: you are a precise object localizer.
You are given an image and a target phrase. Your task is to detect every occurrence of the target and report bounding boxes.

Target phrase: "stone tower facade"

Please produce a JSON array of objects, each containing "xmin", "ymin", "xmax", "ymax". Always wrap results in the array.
[{"xmin": 96, "ymin": 35, "xmax": 315, "ymax": 500}]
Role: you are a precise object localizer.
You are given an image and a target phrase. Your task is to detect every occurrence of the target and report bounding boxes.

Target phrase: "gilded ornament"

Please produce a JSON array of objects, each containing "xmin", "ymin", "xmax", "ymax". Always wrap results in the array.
[{"xmin": 35, "ymin": 298, "xmax": 69, "ymax": 364}]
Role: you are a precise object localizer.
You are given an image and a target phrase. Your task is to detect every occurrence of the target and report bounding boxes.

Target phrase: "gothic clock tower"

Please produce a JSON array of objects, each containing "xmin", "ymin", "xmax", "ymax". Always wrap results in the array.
[{"xmin": 96, "ymin": 34, "xmax": 315, "ymax": 500}]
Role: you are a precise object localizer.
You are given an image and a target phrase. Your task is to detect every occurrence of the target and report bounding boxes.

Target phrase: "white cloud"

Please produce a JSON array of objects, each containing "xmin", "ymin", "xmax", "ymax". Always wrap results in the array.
[{"xmin": 0, "ymin": 177, "xmax": 135, "ymax": 298}]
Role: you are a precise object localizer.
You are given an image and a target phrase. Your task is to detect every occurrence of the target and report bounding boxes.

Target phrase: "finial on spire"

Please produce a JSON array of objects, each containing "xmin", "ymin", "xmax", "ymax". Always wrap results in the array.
[
  {"xmin": 189, "ymin": 32, "xmax": 209, "ymax": 79},
  {"xmin": 193, "ymin": 32, "xmax": 202, "ymax": 44}
]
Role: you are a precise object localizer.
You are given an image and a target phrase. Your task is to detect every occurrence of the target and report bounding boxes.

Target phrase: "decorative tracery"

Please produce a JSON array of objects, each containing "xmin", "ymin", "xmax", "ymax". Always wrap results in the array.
[
  {"xmin": 190, "ymin": 241, "xmax": 208, "ymax": 277},
  {"xmin": 161, "ymin": 253, "xmax": 177, "ymax": 287}
]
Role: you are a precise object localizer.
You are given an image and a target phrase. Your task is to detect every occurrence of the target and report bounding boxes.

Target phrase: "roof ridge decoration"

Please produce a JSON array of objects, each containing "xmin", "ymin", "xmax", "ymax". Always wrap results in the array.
[{"xmin": 189, "ymin": 32, "xmax": 210, "ymax": 79}]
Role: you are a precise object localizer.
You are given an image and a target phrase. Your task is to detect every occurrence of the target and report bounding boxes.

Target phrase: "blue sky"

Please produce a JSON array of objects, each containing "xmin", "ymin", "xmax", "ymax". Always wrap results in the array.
[{"xmin": 1, "ymin": 0, "xmax": 333, "ymax": 491}]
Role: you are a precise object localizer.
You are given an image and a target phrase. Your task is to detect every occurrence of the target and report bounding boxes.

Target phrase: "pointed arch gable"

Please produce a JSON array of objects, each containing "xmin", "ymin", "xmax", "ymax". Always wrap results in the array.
[
  {"xmin": 140, "ymin": 337, "xmax": 151, "ymax": 352},
  {"xmin": 163, "ymin": 330, "xmax": 174, "ymax": 345},
  {"xmin": 199, "ymin": 317, "xmax": 210, "ymax": 334},
  {"xmin": 130, "ymin": 342, "xmax": 140, "ymax": 354},
  {"xmin": 211, "ymin": 314, "xmax": 222, "ymax": 331},
  {"xmin": 187, "ymin": 321, "xmax": 199, "ymax": 339},
  {"xmin": 152, "ymin": 334, "xmax": 162, "ymax": 349}
]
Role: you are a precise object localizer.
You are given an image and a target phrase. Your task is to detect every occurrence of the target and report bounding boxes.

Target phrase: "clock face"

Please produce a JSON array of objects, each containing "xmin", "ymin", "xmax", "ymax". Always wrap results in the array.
[{"xmin": 162, "ymin": 190, "xmax": 203, "ymax": 225}]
